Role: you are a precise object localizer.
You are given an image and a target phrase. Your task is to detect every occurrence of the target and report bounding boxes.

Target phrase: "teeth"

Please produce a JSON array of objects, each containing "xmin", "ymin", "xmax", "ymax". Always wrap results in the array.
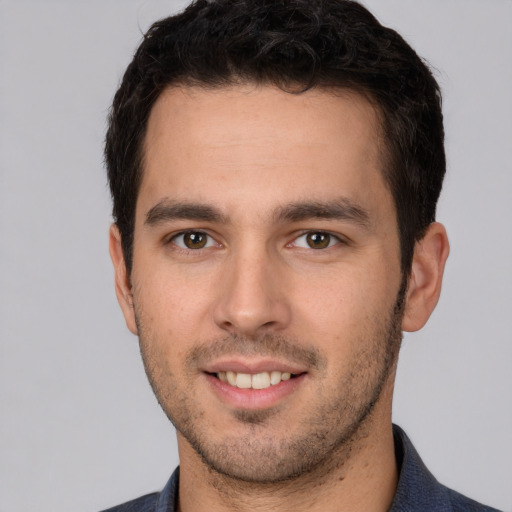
[
  {"xmin": 216, "ymin": 371, "xmax": 295, "ymax": 389},
  {"xmin": 236, "ymin": 373, "xmax": 252, "ymax": 389},
  {"xmin": 226, "ymin": 371, "xmax": 237, "ymax": 386},
  {"xmin": 270, "ymin": 371, "xmax": 282, "ymax": 385},
  {"xmin": 251, "ymin": 372, "xmax": 271, "ymax": 389}
]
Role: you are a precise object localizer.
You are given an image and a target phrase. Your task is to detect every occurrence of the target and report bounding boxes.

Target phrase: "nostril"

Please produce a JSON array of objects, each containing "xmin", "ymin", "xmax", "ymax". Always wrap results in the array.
[{"xmin": 212, "ymin": 286, "xmax": 292, "ymax": 336}]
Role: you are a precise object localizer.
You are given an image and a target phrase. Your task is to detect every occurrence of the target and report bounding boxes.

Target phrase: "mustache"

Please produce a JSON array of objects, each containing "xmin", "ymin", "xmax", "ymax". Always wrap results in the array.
[{"xmin": 186, "ymin": 334, "xmax": 326, "ymax": 371}]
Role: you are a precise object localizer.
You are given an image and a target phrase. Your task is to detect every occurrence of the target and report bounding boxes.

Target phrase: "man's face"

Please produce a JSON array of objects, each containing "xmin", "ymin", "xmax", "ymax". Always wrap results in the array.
[{"xmin": 119, "ymin": 85, "xmax": 405, "ymax": 482}]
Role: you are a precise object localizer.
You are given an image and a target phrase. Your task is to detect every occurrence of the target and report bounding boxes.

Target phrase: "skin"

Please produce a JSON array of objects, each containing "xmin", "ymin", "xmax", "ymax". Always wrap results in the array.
[{"xmin": 110, "ymin": 84, "xmax": 449, "ymax": 512}]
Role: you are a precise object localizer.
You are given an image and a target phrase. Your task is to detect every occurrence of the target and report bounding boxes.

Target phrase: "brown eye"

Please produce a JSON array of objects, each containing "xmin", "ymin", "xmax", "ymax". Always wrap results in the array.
[
  {"xmin": 183, "ymin": 232, "xmax": 207, "ymax": 249},
  {"xmin": 172, "ymin": 231, "xmax": 214, "ymax": 250},
  {"xmin": 292, "ymin": 231, "xmax": 340, "ymax": 250},
  {"xmin": 306, "ymin": 232, "xmax": 332, "ymax": 249}
]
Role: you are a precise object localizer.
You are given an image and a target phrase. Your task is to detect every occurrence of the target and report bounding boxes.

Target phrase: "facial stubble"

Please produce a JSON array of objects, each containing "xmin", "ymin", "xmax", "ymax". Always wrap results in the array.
[{"xmin": 135, "ymin": 281, "xmax": 405, "ymax": 485}]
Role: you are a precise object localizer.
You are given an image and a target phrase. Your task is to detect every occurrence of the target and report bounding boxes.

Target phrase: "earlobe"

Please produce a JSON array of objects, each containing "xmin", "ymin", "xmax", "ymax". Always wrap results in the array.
[
  {"xmin": 109, "ymin": 224, "xmax": 138, "ymax": 335},
  {"xmin": 402, "ymin": 222, "xmax": 450, "ymax": 332}
]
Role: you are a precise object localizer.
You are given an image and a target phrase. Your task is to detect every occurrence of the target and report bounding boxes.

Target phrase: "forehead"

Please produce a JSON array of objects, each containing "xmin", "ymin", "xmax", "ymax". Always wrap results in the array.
[
  {"xmin": 139, "ymin": 84, "xmax": 390, "ymax": 221},
  {"xmin": 144, "ymin": 84, "xmax": 383, "ymax": 157}
]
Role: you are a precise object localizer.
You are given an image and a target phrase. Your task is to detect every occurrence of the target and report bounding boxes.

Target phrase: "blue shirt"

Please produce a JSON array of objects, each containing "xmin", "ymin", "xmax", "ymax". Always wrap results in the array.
[{"xmin": 100, "ymin": 425, "xmax": 501, "ymax": 511}]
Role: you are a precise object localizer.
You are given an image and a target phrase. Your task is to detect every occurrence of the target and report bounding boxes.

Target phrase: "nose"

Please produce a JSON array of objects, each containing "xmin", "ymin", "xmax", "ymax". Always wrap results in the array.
[{"xmin": 212, "ymin": 247, "xmax": 292, "ymax": 338}]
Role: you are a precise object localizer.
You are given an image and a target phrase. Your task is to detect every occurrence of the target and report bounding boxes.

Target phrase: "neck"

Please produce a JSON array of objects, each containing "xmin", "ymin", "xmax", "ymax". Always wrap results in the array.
[{"xmin": 177, "ymin": 405, "xmax": 398, "ymax": 512}]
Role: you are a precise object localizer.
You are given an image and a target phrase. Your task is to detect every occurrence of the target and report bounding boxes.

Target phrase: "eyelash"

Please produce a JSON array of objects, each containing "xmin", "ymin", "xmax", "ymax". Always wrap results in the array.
[
  {"xmin": 169, "ymin": 230, "xmax": 219, "ymax": 251},
  {"xmin": 289, "ymin": 231, "xmax": 344, "ymax": 250},
  {"xmin": 167, "ymin": 230, "xmax": 345, "ymax": 252}
]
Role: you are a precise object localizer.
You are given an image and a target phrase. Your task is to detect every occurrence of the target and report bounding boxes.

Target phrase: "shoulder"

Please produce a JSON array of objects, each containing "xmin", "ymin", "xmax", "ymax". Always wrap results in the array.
[
  {"xmin": 446, "ymin": 487, "xmax": 502, "ymax": 512},
  {"xmin": 99, "ymin": 492, "xmax": 159, "ymax": 512},
  {"xmin": 391, "ymin": 425, "xmax": 502, "ymax": 512},
  {"xmin": 98, "ymin": 468, "xmax": 179, "ymax": 512}
]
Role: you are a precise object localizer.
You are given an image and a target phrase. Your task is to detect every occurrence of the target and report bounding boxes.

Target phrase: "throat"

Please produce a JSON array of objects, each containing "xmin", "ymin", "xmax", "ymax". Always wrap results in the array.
[{"xmin": 177, "ymin": 420, "xmax": 398, "ymax": 512}]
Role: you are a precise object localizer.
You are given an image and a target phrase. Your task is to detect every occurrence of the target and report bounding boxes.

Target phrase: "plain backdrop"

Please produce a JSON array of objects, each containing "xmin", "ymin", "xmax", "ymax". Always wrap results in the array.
[{"xmin": 0, "ymin": 1, "xmax": 511, "ymax": 511}]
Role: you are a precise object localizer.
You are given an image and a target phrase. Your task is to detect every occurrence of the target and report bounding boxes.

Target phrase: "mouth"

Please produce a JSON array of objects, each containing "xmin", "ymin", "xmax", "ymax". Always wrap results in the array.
[
  {"xmin": 214, "ymin": 370, "xmax": 296, "ymax": 390},
  {"xmin": 203, "ymin": 360, "xmax": 308, "ymax": 409}
]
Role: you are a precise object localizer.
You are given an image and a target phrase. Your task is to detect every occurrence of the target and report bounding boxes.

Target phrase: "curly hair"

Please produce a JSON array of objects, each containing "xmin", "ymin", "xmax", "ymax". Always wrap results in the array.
[{"xmin": 105, "ymin": 0, "xmax": 445, "ymax": 274}]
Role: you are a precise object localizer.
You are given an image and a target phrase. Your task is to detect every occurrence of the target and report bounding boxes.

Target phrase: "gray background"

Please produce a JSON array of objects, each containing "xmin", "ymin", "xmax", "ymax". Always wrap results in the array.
[{"xmin": 0, "ymin": 1, "xmax": 511, "ymax": 511}]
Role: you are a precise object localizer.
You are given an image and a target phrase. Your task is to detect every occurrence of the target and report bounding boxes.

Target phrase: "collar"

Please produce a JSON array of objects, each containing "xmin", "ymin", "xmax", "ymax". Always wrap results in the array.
[{"xmin": 154, "ymin": 425, "xmax": 496, "ymax": 512}]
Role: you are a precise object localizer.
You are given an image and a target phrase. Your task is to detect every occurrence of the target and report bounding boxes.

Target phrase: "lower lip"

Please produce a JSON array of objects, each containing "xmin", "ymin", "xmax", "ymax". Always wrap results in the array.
[{"xmin": 205, "ymin": 373, "xmax": 306, "ymax": 410}]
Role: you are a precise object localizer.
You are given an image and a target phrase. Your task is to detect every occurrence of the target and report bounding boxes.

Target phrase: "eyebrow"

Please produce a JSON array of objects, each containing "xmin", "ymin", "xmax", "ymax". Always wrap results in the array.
[
  {"xmin": 144, "ymin": 200, "xmax": 227, "ymax": 226},
  {"xmin": 272, "ymin": 199, "xmax": 371, "ymax": 228},
  {"xmin": 144, "ymin": 197, "xmax": 371, "ymax": 229}
]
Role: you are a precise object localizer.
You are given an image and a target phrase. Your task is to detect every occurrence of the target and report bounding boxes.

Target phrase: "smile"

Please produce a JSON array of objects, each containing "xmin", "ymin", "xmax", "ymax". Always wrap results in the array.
[
  {"xmin": 205, "ymin": 366, "xmax": 306, "ymax": 409},
  {"xmin": 216, "ymin": 371, "xmax": 293, "ymax": 389}
]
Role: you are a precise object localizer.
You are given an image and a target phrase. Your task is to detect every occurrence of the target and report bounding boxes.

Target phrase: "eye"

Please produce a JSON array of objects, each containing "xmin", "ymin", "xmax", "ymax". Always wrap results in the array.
[
  {"xmin": 170, "ymin": 231, "xmax": 217, "ymax": 250},
  {"xmin": 292, "ymin": 231, "xmax": 341, "ymax": 250}
]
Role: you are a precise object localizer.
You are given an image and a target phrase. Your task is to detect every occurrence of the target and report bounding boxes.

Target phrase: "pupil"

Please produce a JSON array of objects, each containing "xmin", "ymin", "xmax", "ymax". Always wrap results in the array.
[
  {"xmin": 185, "ymin": 232, "xmax": 206, "ymax": 249},
  {"xmin": 307, "ymin": 232, "xmax": 330, "ymax": 249}
]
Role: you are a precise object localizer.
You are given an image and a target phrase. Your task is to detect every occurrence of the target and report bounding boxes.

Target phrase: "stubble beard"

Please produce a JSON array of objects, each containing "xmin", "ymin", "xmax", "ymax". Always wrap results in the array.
[{"xmin": 135, "ymin": 282, "xmax": 406, "ymax": 485}]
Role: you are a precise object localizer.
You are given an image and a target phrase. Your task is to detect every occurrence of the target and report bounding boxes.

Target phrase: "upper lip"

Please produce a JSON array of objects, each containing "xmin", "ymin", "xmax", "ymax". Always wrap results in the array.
[{"xmin": 203, "ymin": 358, "xmax": 307, "ymax": 375}]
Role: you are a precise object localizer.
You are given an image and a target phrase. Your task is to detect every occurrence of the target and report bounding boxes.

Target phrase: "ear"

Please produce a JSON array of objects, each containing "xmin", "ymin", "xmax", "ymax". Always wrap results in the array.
[
  {"xmin": 109, "ymin": 224, "xmax": 138, "ymax": 335},
  {"xmin": 402, "ymin": 222, "xmax": 450, "ymax": 332}
]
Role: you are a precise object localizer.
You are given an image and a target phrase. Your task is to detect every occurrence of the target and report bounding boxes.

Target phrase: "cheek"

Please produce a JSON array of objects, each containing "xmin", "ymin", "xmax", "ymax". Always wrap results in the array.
[
  {"xmin": 292, "ymin": 262, "xmax": 399, "ymax": 346},
  {"xmin": 132, "ymin": 263, "xmax": 217, "ymax": 347}
]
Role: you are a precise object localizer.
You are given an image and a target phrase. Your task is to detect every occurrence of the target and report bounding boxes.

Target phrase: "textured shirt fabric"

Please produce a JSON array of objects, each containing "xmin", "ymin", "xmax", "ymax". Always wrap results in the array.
[{"xmin": 100, "ymin": 425, "xmax": 501, "ymax": 512}]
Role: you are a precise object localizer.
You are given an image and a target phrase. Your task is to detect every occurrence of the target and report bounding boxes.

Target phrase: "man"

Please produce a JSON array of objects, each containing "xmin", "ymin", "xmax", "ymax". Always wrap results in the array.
[{"xmin": 103, "ymin": 1, "xmax": 499, "ymax": 511}]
